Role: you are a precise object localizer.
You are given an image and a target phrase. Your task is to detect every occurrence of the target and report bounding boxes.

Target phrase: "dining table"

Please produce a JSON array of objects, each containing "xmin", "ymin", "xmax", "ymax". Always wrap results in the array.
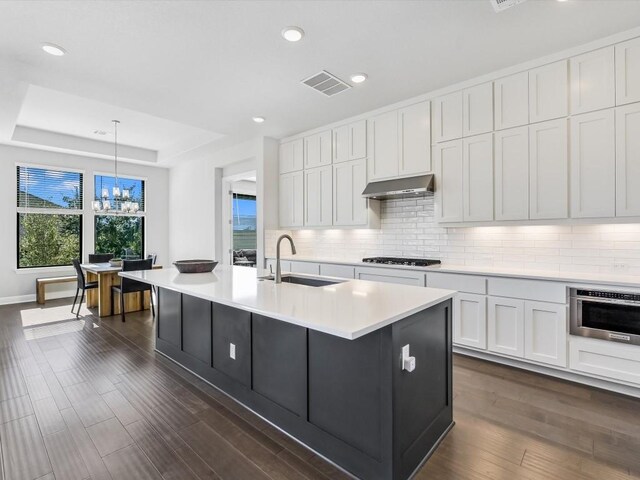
[{"xmin": 81, "ymin": 262, "xmax": 162, "ymax": 317}]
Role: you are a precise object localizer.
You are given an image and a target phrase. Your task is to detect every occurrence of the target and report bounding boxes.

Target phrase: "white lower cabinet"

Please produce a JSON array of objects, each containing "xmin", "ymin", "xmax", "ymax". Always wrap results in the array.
[
  {"xmin": 319, "ymin": 263, "xmax": 355, "ymax": 279},
  {"xmin": 290, "ymin": 261, "xmax": 320, "ymax": 275},
  {"xmin": 570, "ymin": 338, "xmax": 640, "ymax": 386},
  {"xmin": 454, "ymin": 293, "xmax": 487, "ymax": 350},
  {"xmin": 524, "ymin": 301, "xmax": 567, "ymax": 367},
  {"xmin": 265, "ymin": 259, "xmax": 291, "ymax": 274},
  {"xmin": 488, "ymin": 297, "xmax": 524, "ymax": 358},
  {"xmin": 354, "ymin": 267, "xmax": 425, "ymax": 286}
]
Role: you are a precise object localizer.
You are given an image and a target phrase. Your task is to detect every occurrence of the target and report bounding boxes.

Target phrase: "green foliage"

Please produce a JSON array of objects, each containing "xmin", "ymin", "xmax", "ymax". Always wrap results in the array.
[
  {"xmin": 18, "ymin": 214, "xmax": 80, "ymax": 268},
  {"xmin": 95, "ymin": 216, "xmax": 143, "ymax": 259}
]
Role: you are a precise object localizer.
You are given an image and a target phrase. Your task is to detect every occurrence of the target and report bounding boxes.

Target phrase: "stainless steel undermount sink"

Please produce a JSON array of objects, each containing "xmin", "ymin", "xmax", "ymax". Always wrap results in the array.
[{"xmin": 259, "ymin": 274, "xmax": 344, "ymax": 287}]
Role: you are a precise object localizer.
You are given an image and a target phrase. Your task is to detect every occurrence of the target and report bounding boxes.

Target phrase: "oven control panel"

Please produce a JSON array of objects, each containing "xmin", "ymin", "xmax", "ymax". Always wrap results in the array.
[{"xmin": 576, "ymin": 289, "xmax": 640, "ymax": 302}]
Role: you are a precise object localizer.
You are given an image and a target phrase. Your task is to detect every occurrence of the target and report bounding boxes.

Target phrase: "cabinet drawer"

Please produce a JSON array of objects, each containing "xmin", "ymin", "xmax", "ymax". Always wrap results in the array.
[
  {"xmin": 290, "ymin": 261, "xmax": 320, "ymax": 275},
  {"xmin": 427, "ymin": 272, "xmax": 486, "ymax": 294},
  {"xmin": 355, "ymin": 267, "xmax": 425, "ymax": 287},
  {"xmin": 488, "ymin": 277, "xmax": 566, "ymax": 304},
  {"xmin": 570, "ymin": 338, "xmax": 640, "ymax": 386},
  {"xmin": 320, "ymin": 263, "xmax": 355, "ymax": 279}
]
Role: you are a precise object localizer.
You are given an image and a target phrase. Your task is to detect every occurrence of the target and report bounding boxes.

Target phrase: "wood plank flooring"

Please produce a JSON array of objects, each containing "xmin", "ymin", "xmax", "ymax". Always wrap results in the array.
[{"xmin": 0, "ymin": 298, "xmax": 639, "ymax": 480}]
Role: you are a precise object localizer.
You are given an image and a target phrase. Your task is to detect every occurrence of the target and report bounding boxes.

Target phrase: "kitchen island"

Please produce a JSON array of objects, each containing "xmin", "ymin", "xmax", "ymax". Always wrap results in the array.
[{"xmin": 120, "ymin": 266, "xmax": 455, "ymax": 480}]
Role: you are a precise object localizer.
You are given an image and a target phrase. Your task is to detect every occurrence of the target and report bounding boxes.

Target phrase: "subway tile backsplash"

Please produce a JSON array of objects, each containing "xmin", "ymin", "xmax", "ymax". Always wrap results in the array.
[{"xmin": 265, "ymin": 193, "xmax": 640, "ymax": 275}]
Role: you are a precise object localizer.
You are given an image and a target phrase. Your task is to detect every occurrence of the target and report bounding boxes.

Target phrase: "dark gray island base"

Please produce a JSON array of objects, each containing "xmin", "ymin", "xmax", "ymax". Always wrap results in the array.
[{"xmin": 156, "ymin": 287, "xmax": 453, "ymax": 480}]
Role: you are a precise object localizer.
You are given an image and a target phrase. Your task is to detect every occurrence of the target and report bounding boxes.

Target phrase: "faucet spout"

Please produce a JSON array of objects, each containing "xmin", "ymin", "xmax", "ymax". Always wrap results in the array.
[{"xmin": 275, "ymin": 234, "xmax": 296, "ymax": 284}]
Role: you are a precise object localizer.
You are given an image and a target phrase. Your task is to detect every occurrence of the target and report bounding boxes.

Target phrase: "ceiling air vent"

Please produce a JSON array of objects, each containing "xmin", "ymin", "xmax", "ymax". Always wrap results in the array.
[
  {"xmin": 490, "ymin": 0, "xmax": 527, "ymax": 12},
  {"xmin": 302, "ymin": 70, "xmax": 351, "ymax": 97}
]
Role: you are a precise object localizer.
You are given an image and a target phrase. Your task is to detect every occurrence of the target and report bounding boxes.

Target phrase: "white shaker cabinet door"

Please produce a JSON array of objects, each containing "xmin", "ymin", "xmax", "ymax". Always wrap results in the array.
[
  {"xmin": 279, "ymin": 171, "xmax": 304, "ymax": 227},
  {"xmin": 529, "ymin": 60, "xmax": 568, "ymax": 123},
  {"xmin": 304, "ymin": 130, "xmax": 332, "ymax": 169},
  {"xmin": 463, "ymin": 82, "xmax": 493, "ymax": 137},
  {"xmin": 494, "ymin": 126, "xmax": 529, "ymax": 221},
  {"xmin": 454, "ymin": 293, "xmax": 487, "ymax": 350},
  {"xmin": 304, "ymin": 165, "xmax": 332, "ymax": 227},
  {"xmin": 279, "ymin": 139, "xmax": 304, "ymax": 174},
  {"xmin": 529, "ymin": 119, "xmax": 568, "ymax": 220},
  {"xmin": 616, "ymin": 37, "xmax": 640, "ymax": 106},
  {"xmin": 570, "ymin": 47, "xmax": 615, "ymax": 115},
  {"xmin": 463, "ymin": 133, "xmax": 494, "ymax": 222},
  {"xmin": 399, "ymin": 101, "xmax": 431, "ymax": 176},
  {"xmin": 333, "ymin": 120, "xmax": 367, "ymax": 164},
  {"xmin": 488, "ymin": 297, "xmax": 525, "ymax": 358},
  {"xmin": 570, "ymin": 109, "xmax": 615, "ymax": 218},
  {"xmin": 494, "ymin": 71, "xmax": 529, "ymax": 130},
  {"xmin": 368, "ymin": 110, "xmax": 399, "ymax": 181},
  {"xmin": 434, "ymin": 140, "xmax": 464, "ymax": 223},
  {"xmin": 524, "ymin": 301, "xmax": 567, "ymax": 368},
  {"xmin": 616, "ymin": 103, "xmax": 640, "ymax": 217},
  {"xmin": 333, "ymin": 158, "xmax": 368, "ymax": 226},
  {"xmin": 433, "ymin": 91, "xmax": 463, "ymax": 143}
]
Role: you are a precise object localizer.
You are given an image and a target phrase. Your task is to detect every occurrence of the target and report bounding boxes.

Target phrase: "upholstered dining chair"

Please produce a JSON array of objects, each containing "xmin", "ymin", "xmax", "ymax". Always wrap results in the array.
[
  {"xmin": 88, "ymin": 253, "xmax": 114, "ymax": 263},
  {"xmin": 71, "ymin": 259, "xmax": 98, "ymax": 317},
  {"xmin": 111, "ymin": 258, "xmax": 154, "ymax": 322}
]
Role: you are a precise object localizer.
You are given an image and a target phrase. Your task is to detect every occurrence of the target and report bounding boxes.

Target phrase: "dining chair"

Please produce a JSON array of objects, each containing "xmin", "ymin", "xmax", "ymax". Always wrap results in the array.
[
  {"xmin": 111, "ymin": 258, "xmax": 154, "ymax": 322},
  {"xmin": 146, "ymin": 253, "xmax": 158, "ymax": 265},
  {"xmin": 88, "ymin": 253, "xmax": 114, "ymax": 263},
  {"xmin": 71, "ymin": 259, "xmax": 98, "ymax": 317}
]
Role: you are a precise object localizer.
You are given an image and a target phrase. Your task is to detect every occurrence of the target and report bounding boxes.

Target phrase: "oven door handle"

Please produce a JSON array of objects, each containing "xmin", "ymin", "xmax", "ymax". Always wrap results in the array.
[{"xmin": 576, "ymin": 296, "xmax": 640, "ymax": 307}]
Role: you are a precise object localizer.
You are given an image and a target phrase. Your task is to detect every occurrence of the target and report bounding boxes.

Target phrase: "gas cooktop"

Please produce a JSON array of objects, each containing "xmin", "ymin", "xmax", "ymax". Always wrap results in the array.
[{"xmin": 362, "ymin": 257, "xmax": 441, "ymax": 267}]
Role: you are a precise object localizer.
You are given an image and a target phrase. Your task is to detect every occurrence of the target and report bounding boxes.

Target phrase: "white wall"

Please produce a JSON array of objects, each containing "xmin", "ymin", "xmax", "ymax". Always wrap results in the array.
[{"xmin": 0, "ymin": 144, "xmax": 169, "ymax": 303}]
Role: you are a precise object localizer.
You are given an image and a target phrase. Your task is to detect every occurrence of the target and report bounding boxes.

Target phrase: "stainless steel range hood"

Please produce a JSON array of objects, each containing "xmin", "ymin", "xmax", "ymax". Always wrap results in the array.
[{"xmin": 362, "ymin": 174, "xmax": 434, "ymax": 200}]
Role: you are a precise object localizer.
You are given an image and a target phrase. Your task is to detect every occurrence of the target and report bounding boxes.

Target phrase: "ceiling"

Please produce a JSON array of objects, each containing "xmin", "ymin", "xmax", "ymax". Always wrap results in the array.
[{"xmin": 2, "ymin": 0, "xmax": 640, "ymax": 166}]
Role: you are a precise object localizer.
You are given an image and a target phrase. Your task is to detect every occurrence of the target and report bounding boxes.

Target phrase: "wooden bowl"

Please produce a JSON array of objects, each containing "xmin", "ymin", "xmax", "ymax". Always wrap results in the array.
[{"xmin": 173, "ymin": 260, "xmax": 218, "ymax": 273}]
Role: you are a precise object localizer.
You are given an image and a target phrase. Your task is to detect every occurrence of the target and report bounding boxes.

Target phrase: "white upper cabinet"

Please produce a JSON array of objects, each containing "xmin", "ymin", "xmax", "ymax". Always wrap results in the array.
[
  {"xmin": 570, "ymin": 109, "xmax": 615, "ymax": 218},
  {"xmin": 463, "ymin": 133, "xmax": 494, "ymax": 222},
  {"xmin": 494, "ymin": 72, "xmax": 529, "ymax": 130},
  {"xmin": 616, "ymin": 37, "xmax": 640, "ymax": 106},
  {"xmin": 463, "ymin": 82, "xmax": 493, "ymax": 137},
  {"xmin": 433, "ymin": 91, "xmax": 463, "ymax": 143},
  {"xmin": 279, "ymin": 139, "xmax": 304, "ymax": 174},
  {"xmin": 616, "ymin": 103, "xmax": 640, "ymax": 217},
  {"xmin": 304, "ymin": 130, "xmax": 332, "ymax": 169},
  {"xmin": 399, "ymin": 101, "xmax": 431, "ymax": 176},
  {"xmin": 333, "ymin": 158, "xmax": 369, "ymax": 226},
  {"xmin": 529, "ymin": 60, "xmax": 568, "ymax": 123},
  {"xmin": 333, "ymin": 120, "xmax": 366, "ymax": 164},
  {"xmin": 494, "ymin": 126, "xmax": 529, "ymax": 221},
  {"xmin": 368, "ymin": 110, "xmax": 399, "ymax": 181},
  {"xmin": 304, "ymin": 165, "xmax": 333, "ymax": 227},
  {"xmin": 434, "ymin": 140, "xmax": 464, "ymax": 223},
  {"xmin": 570, "ymin": 47, "xmax": 615, "ymax": 115},
  {"xmin": 529, "ymin": 119, "xmax": 568, "ymax": 220},
  {"xmin": 279, "ymin": 171, "xmax": 304, "ymax": 227}
]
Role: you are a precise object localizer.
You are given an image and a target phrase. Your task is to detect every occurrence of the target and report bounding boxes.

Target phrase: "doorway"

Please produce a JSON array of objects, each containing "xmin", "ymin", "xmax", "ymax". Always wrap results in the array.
[{"xmin": 222, "ymin": 172, "xmax": 257, "ymax": 267}]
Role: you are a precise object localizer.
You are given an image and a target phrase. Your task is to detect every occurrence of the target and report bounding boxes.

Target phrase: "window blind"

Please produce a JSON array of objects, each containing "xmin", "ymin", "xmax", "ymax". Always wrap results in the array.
[{"xmin": 17, "ymin": 166, "xmax": 83, "ymax": 211}]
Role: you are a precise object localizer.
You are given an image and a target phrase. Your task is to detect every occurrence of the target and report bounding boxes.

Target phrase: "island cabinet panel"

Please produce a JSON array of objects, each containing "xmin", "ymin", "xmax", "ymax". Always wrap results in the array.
[
  {"xmin": 212, "ymin": 303, "xmax": 251, "ymax": 387},
  {"xmin": 181, "ymin": 295, "xmax": 212, "ymax": 365},
  {"xmin": 252, "ymin": 315, "xmax": 307, "ymax": 417},
  {"xmin": 157, "ymin": 288, "xmax": 181, "ymax": 348}
]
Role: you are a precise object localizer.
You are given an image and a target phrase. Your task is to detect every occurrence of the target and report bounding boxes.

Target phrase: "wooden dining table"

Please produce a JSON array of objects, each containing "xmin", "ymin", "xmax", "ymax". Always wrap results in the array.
[{"xmin": 81, "ymin": 262, "xmax": 162, "ymax": 317}]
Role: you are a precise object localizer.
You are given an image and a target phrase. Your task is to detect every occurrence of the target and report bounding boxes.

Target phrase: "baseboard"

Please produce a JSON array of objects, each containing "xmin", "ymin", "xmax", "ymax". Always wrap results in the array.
[{"xmin": 0, "ymin": 289, "xmax": 76, "ymax": 306}]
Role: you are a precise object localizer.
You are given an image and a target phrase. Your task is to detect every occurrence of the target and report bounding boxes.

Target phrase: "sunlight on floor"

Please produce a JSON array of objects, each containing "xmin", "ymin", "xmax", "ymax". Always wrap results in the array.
[{"xmin": 19, "ymin": 303, "xmax": 98, "ymax": 340}]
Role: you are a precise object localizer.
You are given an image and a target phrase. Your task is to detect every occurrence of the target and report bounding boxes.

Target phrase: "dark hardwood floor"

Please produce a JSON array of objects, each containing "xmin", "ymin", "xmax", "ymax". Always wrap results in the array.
[{"xmin": 0, "ymin": 298, "xmax": 639, "ymax": 480}]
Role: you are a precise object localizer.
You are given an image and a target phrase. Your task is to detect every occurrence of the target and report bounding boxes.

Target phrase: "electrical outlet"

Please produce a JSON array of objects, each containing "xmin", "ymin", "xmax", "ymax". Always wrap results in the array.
[{"xmin": 229, "ymin": 343, "xmax": 236, "ymax": 360}]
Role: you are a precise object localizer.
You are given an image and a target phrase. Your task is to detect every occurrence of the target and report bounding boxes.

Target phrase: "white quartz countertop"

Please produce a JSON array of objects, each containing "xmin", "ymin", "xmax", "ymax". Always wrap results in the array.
[
  {"xmin": 120, "ymin": 266, "xmax": 455, "ymax": 340},
  {"xmin": 268, "ymin": 256, "xmax": 640, "ymax": 288}
]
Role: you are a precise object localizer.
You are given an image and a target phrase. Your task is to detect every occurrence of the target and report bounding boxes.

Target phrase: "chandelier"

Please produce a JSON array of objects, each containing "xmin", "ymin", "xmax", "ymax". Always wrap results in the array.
[{"xmin": 92, "ymin": 120, "xmax": 139, "ymax": 214}]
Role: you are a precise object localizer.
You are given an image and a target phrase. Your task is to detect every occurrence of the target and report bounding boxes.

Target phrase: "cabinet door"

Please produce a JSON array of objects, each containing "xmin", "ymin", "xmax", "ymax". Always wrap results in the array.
[
  {"xmin": 529, "ymin": 60, "xmax": 568, "ymax": 123},
  {"xmin": 304, "ymin": 165, "xmax": 332, "ymax": 227},
  {"xmin": 279, "ymin": 171, "xmax": 304, "ymax": 227},
  {"xmin": 495, "ymin": 126, "xmax": 529, "ymax": 220},
  {"xmin": 279, "ymin": 139, "xmax": 304, "ymax": 173},
  {"xmin": 570, "ymin": 47, "xmax": 615, "ymax": 115},
  {"xmin": 304, "ymin": 130, "xmax": 332, "ymax": 168},
  {"xmin": 332, "ymin": 124, "xmax": 350, "ymax": 164},
  {"xmin": 454, "ymin": 293, "xmax": 487, "ymax": 350},
  {"xmin": 524, "ymin": 301, "xmax": 567, "ymax": 367},
  {"xmin": 463, "ymin": 82, "xmax": 493, "ymax": 137},
  {"xmin": 616, "ymin": 103, "xmax": 640, "ymax": 217},
  {"xmin": 529, "ymin": 119, "xmax": 568, "ymax": 220},
  {"xmin": 570, "ymin": 109, "xmax": 615, "ymax": 218},
  {"xmin": 350, "ymin": 120, "xmax": 367, "ymax": 160},
  {"xmin": 488, "ymin": 297, "xmax": 524, "ymax": 358},
  {"xmin": 433, "ymin": 91, "xmax": 463, "ymax": 143},
  {"xmin": 399, "ymin": 101, "xmax": 431, "ymax": 176},
  {"xmin": 463, "ymin": 133, "xmax": 494, "ymax": 222},
  {"xmin": 333, "ymin": 158, "xmax": 368, "ymax": 226},
  {"xmin": 616, "ymin": 37, "xmax": 640, "ymax": 106},
  {"xmin": 434, "ymin": 140, "xmax": 463, "ymax": 223},
  {"xmin": 368, "ymin": 110, "xmax": 399, "ymax": 180},
  {"xmin": 494, "ymin": 72, "xmax": 529, "ymax": 130}
]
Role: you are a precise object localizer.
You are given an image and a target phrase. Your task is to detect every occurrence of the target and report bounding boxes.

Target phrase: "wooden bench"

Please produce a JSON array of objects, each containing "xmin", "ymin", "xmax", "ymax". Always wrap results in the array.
[{"xmin": 36, "ymin": 276, "xmax": 77, "ymax": 304}]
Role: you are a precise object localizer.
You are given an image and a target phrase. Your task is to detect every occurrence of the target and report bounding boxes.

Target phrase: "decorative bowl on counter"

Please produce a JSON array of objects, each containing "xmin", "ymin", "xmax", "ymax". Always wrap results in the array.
[
  {"xmin": 173, "ymin": 260, "xmax": 218, "ymax": 273},
  {"xmin": 109, "ymin": 258, "xmax": 123, "ymax": 267}
]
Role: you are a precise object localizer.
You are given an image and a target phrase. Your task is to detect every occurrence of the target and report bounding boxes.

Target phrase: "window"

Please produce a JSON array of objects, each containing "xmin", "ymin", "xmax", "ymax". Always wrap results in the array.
[
  {"xmin": 93, "ymin": 175, "xmax": 145, "ymax": 259},
  {"xmin": 17, "ymin": 166, "xmax": 83, "ymax": 269},
  {"xmin": 232, "ymin": 193, "xmax": 257, "ymax": 250}
]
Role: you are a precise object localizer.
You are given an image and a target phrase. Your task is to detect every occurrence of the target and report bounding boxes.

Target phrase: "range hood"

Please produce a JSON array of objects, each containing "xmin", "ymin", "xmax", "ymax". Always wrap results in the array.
[{"xmin": 362, "ymin": 174, "xmax": 434, "ymax": 200}]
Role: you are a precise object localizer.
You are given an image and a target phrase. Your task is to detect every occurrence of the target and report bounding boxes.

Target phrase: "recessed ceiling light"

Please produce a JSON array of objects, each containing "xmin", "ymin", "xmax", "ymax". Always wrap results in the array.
[
  {"xmin": 252, "ymin": 116, "xmax": 265, "ymax": 124},
  {"xmin": 350, "ymin": 73, "xmax": 368, "ymax": 84},
  {"xmin": 42, "ymin": 43, "xmax": 66, "ymax": 56},
  {"xmin": 281, "ymin": 27, "xmax": 304, "ymax": 42}
]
